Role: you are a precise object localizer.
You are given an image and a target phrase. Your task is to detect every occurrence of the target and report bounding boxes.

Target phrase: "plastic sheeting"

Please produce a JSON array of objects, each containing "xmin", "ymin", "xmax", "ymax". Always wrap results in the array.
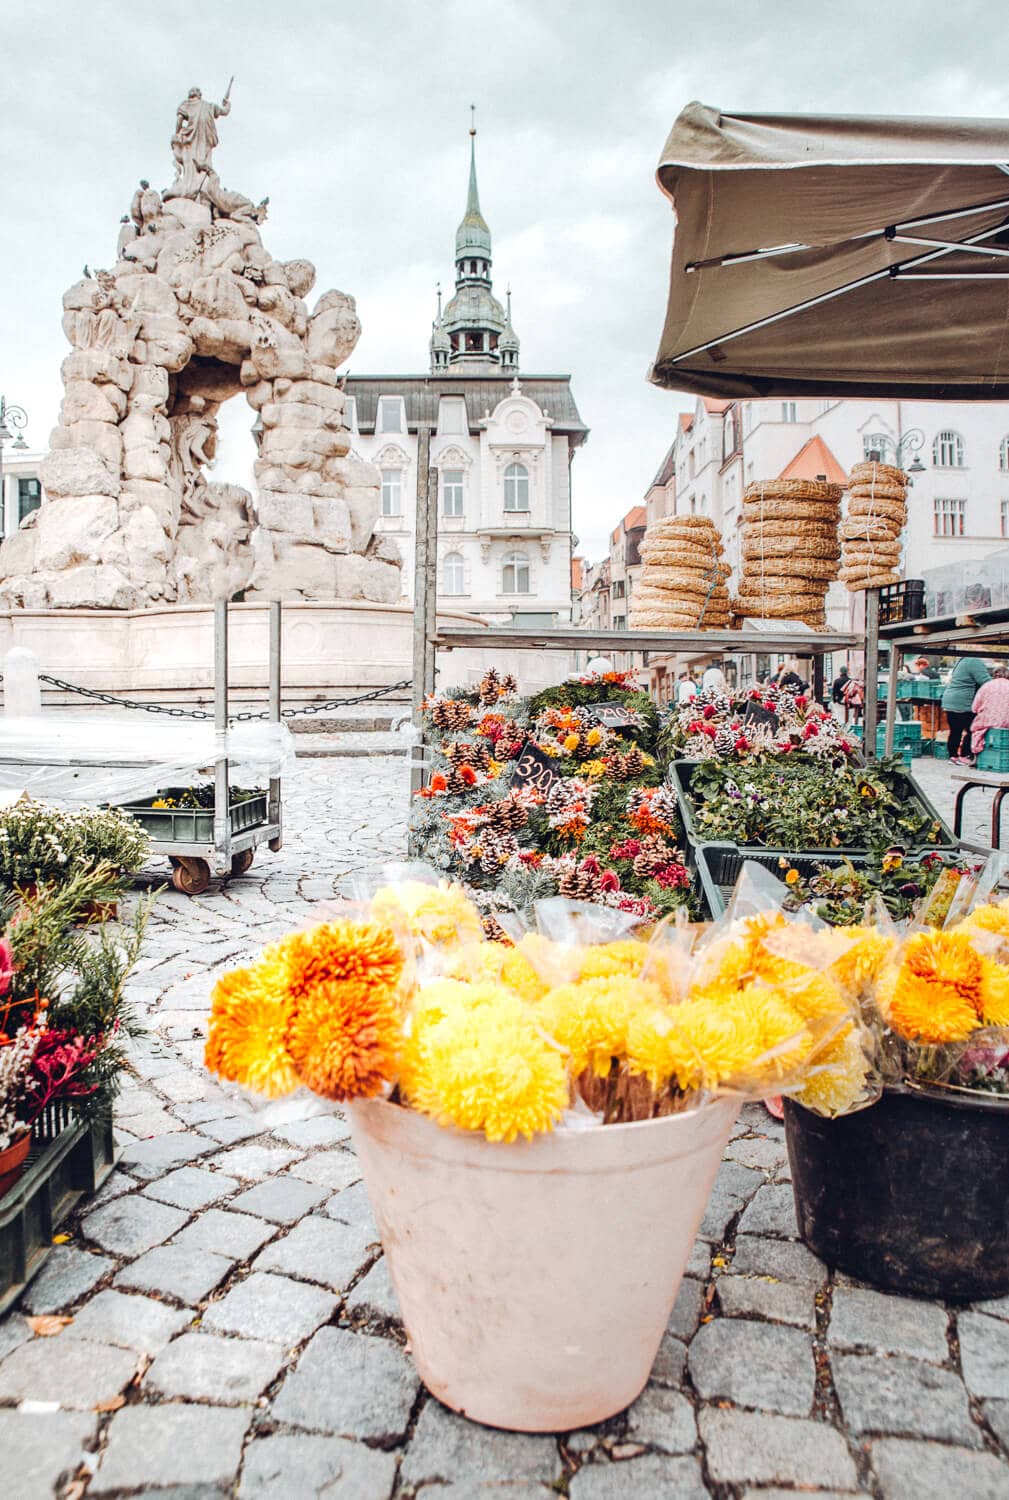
[
  {"xmin": 0, "ymin": 714, "xmax": 295, "ymax": 805},
  {"xmin": 922, "ymin": 546, "xmax": 1009, "ymax": 618}
]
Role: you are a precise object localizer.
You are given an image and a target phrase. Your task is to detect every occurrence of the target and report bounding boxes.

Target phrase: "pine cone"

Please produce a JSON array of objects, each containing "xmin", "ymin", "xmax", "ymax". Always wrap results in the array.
[
  {"xmin": 477, "ymin": 828, "xmax": 518, "ymax": 874},
  {"xmin": 447, "ymin": 700, "xmax": 473, "ymax": 730},
  {"xmin": 444, "ymin": 741, "xmax": 491, "ymax": 770},
  {"xmin": 609, "ymin": 746, "xmax": 646, "ymax": 781},
  {"xmin": 445, "ymin": 767, "xmax": 471, "ymax": 795},
  {"xmin": 481, "ymin": 913, "xmax": 512, "ymax": 943},
  {"xmin": 500, "ymin": 674, "xmax": 518, "ymax": 697},
  {"xmin": 557, "ymin": 864, "xmax": 601, "ymax": 899},
  {"xmin": 713, "ymin": 727, "xmax": 736, "ymax": 758},
  {"xmin": 485, "ymin": 797, "xmax": 528, "ymax": 831},
  {"xmin": 631, "ymin": 834, "xmax": 674, "ymax": 877},
  {"xmin": 478, "ymin": 669, "xmax": 501, "ymax": 705}
]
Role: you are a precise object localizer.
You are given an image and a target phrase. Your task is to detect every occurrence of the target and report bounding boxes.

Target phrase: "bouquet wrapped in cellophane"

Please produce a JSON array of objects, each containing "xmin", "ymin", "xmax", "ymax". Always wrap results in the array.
[{"xmin": 203, "ymin": 859, "xmax": 909, "ymax": 1140}]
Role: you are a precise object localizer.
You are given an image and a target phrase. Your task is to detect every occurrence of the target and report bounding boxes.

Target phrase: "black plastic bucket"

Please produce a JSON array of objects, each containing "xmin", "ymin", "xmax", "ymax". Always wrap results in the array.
[{"xmin": 784, "ymin": 1086, "xmax": 1009, "ymax": 1300}]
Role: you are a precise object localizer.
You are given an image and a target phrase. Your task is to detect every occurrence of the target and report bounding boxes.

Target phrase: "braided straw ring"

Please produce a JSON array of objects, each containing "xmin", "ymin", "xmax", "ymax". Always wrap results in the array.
[
  {"xmin": 741, "ymin": 501, "xmax": 841, "ymax": 523},
  {"xmin": 847, "ymin": 482, "xmax": 908, "ymax": 503},
  {"xmin": 839, "ymin": 518, "xmax": 895, "ymax": 541},
  {"xmin": 846, "ymin": 493, "xmax": 906, "ymax": 520},
  {"xmin": 743, "ymin": 479, "xmax": 843, "ymax": 503},
  {"xmin": 848, "ymin": 460, "xmax": 907, "ymax": 487}
]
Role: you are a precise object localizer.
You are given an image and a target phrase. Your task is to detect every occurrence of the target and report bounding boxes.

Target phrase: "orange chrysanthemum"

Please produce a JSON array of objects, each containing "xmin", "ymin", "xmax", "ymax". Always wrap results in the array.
[
  {"xmin": 287, "ymin": 976, "xmax": 402, "ymax": 1101},
  {"xmin": 205, "ymin": 955, "xmax": 299, "ymax": 1097},
  {"xmin": 281, "ymin": 920, "xmax": 403, "ymax": 1001},
  {"xmin": 879, "ymin": 930, "xmax": 986, "ymax": 1044}
]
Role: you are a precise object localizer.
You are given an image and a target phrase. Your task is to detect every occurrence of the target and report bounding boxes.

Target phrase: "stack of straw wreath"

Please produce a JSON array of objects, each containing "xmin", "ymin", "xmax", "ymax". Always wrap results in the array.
[
  {"xmin": 734, "ymin": 479, "xmax": 843, "ymax": 629},
  {"xmin": 839, "ymin": 460, "xmax": 907, "ymax": 592},
  {"xmin": 629, "ymin": 516, "xmax": 731, "ymax": 630}
]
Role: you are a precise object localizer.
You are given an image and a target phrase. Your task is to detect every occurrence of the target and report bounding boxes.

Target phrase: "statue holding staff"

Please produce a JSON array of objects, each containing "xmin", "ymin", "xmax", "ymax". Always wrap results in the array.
[{"xmin": 166, "ymin": 80, "xmax": 233, "ymax": 200}]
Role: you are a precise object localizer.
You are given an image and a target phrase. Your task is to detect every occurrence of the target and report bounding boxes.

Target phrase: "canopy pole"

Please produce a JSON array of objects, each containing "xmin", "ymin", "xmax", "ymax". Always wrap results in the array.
[
  {"xmin": 864, "ymin": 590, "xmax": 880, "ymax": 760},
  {"xmin": 884, "ymin": 642, "xmax": 900, "ymax": 757}
]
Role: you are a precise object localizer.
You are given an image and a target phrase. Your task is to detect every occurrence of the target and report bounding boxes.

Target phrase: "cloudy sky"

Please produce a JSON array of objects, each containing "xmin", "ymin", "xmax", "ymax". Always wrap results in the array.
[{"xmin": 5, "ymin": 0, "xmax": 1008, "ymax": 560}]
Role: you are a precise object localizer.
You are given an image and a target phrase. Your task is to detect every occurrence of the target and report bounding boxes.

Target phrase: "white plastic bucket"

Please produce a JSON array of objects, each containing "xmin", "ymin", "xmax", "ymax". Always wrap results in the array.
[{"xmin": 348, "ymin": 1094, "xmax": 739, "ymax": 1431}]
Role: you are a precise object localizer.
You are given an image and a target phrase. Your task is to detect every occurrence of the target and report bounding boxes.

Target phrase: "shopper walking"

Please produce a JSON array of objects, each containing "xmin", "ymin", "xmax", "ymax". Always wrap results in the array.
[{"xmin": 943, "ymin": 655, "xmax": 991, "ymax": 764}]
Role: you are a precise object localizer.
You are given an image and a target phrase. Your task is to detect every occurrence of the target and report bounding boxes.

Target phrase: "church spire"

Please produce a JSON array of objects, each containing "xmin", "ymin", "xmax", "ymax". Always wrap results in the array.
[{"xmin": 431, "ymin": 111, "xmax": 519, "ymax": 374}]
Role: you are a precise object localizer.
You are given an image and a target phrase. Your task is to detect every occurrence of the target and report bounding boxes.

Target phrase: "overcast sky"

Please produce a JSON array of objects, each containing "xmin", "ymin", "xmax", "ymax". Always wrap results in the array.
[{"xmin": 5, "ymin": 0, "xmax": 1008, "ymax": 560}]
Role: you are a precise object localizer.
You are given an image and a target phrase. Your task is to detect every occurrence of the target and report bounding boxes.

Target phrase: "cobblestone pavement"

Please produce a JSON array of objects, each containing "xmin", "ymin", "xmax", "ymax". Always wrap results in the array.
[{"xmin": 5, "ymin": 753, "xmax": 1009, "ymax": 1499}]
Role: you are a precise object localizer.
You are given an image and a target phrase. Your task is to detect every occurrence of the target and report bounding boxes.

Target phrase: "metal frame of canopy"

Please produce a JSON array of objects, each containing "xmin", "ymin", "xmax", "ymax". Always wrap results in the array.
[
  {"xmin": 409, "ymin": 437, "xmax": 856, "ymax": 791},
  {"xmin": 672, "ymin": 190, "xmax": 1009, "ymax": 370}
]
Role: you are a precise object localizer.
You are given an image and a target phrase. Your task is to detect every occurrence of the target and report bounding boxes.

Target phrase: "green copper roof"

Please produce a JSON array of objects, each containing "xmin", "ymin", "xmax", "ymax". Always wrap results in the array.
[{"xmin": 455, "ymin": 133, "xmax": 491, "ymax": 260}]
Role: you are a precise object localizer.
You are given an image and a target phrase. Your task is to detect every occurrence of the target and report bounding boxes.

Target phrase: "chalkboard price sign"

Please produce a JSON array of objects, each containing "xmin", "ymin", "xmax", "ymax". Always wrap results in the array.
[
  {"xmin": 509, "ymin": 741, "xmax": 562, "ymax": 796},
  {"xmin": 585, "ymin": 701, "xmax": 639, "ymax": 730}
]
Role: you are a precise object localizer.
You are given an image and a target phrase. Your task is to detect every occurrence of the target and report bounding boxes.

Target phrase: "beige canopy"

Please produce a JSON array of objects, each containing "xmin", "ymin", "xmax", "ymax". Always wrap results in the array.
[{"xmin": 650, "ymin": 102, "xmax": 1009, "ymax": 399}]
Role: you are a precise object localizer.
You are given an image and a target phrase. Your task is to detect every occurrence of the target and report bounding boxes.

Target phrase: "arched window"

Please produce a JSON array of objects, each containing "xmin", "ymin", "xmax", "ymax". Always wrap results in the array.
[
  {"xmin": 502, "ymin": 551, "xmax": 530, "ymax": 594},
  {"xmin": 933, "ymin": 430, "xmax": 965, "ymax": 468},
  {"xmin": 1000, "ymin": 436, "xmax": 1009, "ymax": 472},
  {"xmin": 442, "ymin": 469, "xmax": 464, "ymax": 517},
  {"xmin": 380, "ymin": 469, "xmax": 402, "ymax": 516},
  {"xmin": 503, "ymin": 463, "xmax": 530, "ymax": 511},
  {"xmin": 442, "ymin": 551, "xmax": 465, "ymax": 595},
  {"xmin": 863, "ymin": 432, "xmax": 891, "ymax": 461}
]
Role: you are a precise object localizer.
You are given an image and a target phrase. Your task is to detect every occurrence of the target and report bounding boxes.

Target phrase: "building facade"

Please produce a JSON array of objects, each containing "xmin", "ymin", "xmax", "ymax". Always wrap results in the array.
[
  {"xmin": 0, "ymin": 446, "xmax": 44, "ymax": 541},
  {"xmin": 346, "ymin": 131, "xmax": 587, "ymax": 625}
]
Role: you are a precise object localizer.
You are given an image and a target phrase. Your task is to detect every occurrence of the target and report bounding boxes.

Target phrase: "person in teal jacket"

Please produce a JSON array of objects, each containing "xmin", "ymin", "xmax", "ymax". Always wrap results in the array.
[{"xmin": 942, "ymin": 656, "xmax": 992, "ymax": 763}]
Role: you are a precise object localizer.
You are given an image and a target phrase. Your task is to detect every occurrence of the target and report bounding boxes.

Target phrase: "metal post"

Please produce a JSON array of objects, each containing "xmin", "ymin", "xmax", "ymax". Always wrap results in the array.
[
  {"xmin": 811, "ymin": 654, "xmax": 824, "ymax": 704},
  {"xmin": 424, "ymin": 462, "xmax": 438, "ymax": 700},
  {"xmin": 268, "ymin": 600, "xmax": 283, "ymax": 851},
  {"xmin": 884, "ymin": 641, "xmax": 900, "ymax": 757},
  {"xmin": 411, "ymin": 425, "xmax": 433, "ymax": 796},
  {"xmin": 864, "ymin": 588, "xmax": 880, "ymax": 760},
  {"xmin": 214, "ymin": 601, "xmax": 230, "ymax": 861}
]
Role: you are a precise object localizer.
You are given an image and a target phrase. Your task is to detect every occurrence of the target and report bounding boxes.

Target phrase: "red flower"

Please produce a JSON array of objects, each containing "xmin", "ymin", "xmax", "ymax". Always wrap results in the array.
[
  {"xmin": 734, "ymin": 737, "xmax": 750, "ymax": 752},
  {"xmin": 598, "ymin": 869, "xmax": 621, "ymax": 892},
  {"xmin": 803, "ymin": 722, "xmax": 818, "ymax": 740},
  {"xmin": 459, "ymin": 765, "xmax": 478, "ymax": 786},
  {"xmin": 687, "ymin": 720, "xmax": 703, "ymax": 735},
  {"xmin": 795, "ymin": 695, "xmax": 808, "ymax": 709},
  {"xmin": 0, "ymin": 939, "xmax": 14, "ymax": 998},
  {"xmin": 431, "ymin": 773, "xmax": 447, "ymax": 793},
  {"xmin": 654, "ymin": 862, "xmax": 690, "ymax": 890},
  {"xmin": 581, "ymin": 856, "xmax": 601, "ymax": 876},
  {"xmin": 702, "ymin": 724, "xmax": 717, "ymax": 738},
  {"xmin": 610, "ymin": 838, "xmax": 641, "ymax": 860},
  {"xmin": 763, "ymin": 700, "xmax": 776, "ymax": 712},
  {"xmin": 519, "ymin": 851, "xmax": 544, "ymax": 867},
  {"xmin": 702, "ymin": 704, "xmax": 717, "ymax": 719}
]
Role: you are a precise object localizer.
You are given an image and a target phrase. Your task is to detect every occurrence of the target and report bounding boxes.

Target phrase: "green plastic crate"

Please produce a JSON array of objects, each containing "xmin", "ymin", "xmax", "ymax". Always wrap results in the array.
[
  {"xmin": 977, "ymin": 743, "xmax": 1009, "ymax": 772},
  {"xmin": 118, "ymin": 789, "xmax": 268, "ymax": 843},
  {"xmin": 933, "ymin": 741, "xmax": 949, "ymax": 760}
]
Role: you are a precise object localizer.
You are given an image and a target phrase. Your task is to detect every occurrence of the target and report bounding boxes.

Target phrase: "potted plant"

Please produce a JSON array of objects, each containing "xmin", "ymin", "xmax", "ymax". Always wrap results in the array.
[{"xmin": 205, "ymin": 874, "xmax": 857, "ymax": 1431}]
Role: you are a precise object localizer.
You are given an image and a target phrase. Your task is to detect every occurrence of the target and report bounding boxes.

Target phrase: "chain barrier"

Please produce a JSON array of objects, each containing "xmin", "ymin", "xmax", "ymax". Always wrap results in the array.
[{"xmin": 14, "ymin": 673, "xmax": 413, "ymax": 722}]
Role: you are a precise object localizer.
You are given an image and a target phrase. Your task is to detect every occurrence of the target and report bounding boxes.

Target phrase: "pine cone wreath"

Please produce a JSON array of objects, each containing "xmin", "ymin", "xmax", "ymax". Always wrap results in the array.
[
  {"xmin": 478, "ymin": 668, "xmax": 502, "ymax": 705},
  {"xmin": 557, "ymin": 862, "xmax": 602, "ymax": 899}
]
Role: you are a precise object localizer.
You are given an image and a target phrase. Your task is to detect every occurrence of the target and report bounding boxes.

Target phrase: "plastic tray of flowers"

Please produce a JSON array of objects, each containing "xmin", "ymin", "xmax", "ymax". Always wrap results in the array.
[
  {"xmin": 0, "ymin": 1100, "xmax": 115, "ymax": 1315},
  {"xmin": 667, "ymin": 758, "xmax": 958, "ymax": 855},
  {"xmin": 117, "ymin": 787, "xmax": 268, "ymax": 843},
  {"xmin": 692, "ymin": 842, "xmax": 970, "ymax": 925}
]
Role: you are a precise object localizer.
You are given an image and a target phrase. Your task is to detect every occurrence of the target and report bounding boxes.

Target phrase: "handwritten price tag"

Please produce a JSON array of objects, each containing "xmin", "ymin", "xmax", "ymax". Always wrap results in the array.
[
  {"xmin": 585, "ymin": 701, "xmax": 639, "ymax": 729},
  {"xmin": 509, "ymin": 742, "xmax": 562, "ymax": 795}
]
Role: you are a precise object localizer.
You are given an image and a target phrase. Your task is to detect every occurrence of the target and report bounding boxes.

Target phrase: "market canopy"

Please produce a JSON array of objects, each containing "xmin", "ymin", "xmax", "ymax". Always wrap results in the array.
[{"xmin": 650, "ymin": 102, "xmax": 1009, "ymax": 400}]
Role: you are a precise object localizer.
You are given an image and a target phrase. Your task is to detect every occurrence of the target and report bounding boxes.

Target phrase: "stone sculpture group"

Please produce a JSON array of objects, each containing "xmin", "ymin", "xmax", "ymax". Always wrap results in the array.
[{"xmin": 0, "ymin": 86, "xmax": 401, "ymax": 609}]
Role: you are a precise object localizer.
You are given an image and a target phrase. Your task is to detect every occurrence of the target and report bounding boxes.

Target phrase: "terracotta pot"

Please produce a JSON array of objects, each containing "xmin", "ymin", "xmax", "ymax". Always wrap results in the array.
[
  {"xmin": 348, "ymin": 1094, "xmax": 739, "ymax": 1431},
  {"xmin": 0, "ymin": 1130, "xmax": 31, "ymax": 1198}
]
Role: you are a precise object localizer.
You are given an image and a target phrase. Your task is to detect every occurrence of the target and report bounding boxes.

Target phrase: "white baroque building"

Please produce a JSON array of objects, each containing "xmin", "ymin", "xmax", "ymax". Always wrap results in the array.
[{"xmin": 345, "ymin": 130, "xmax": 587, "ymax": 624}]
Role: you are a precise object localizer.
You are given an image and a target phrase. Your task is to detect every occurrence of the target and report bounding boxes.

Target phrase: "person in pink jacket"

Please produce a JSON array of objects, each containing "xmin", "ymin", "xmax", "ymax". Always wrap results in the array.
[{"xmin": 971, "ymin": 666, "xmax": 1009, "ymax": 756}]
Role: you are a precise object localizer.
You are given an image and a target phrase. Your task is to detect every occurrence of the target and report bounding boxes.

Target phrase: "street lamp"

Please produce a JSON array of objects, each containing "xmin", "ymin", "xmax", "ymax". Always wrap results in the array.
[
  {"xmin": 0, "ymin": 396, "xmax": 29, "ymax": 534},
  {"xmin": 867, "ymin": 427, "xmax": 926, "ymax": 478}
]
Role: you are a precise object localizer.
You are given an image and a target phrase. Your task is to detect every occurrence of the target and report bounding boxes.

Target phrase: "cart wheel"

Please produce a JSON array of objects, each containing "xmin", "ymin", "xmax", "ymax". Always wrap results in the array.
[
  {"xmin": 170, "ymin": 858, "xmax": 211, "ymax": 896},
  {"xmin": 229, "ymin": 849, "xmax": 255, "ymax": 877}
]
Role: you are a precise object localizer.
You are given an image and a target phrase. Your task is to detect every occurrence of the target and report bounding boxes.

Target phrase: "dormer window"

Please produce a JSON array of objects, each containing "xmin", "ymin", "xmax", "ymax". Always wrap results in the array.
[
  {"xmin": 438, "ymin": 398, "xmax": 467, "ymax": 436},
  {"xmin": 378, "ymin": 397, "xmax": 403, "ymax": 434}
]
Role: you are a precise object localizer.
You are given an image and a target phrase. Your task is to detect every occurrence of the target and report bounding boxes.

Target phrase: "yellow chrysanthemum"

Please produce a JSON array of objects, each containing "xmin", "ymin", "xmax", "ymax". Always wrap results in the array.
[
  {"xmin": 287, "ymin": 977, "xmax": 401, "ymax": 1101},
  {"xmin": 370, "ymin": 880, "xmax": 483, "ymax": 948},
  {"xmin": 881, "ymin": 931, "xmax": 983, "ymax": 1044},
  {"xmin": 732, "ymin": 986, "xmax": 810, "ymax": 1084},
  {"xmin": 817, "ymin": 926, "xmax": 896, "ymax": 999},
  {"xmin": 629, "ymin": 997, "xmax": 766, "ymax": 1092},
  {"xmin": 584, "ymin": 759, "xmax": 608, "ymax": 778},
  {"xmin": 776, "ymin": 971, "xmax": 850, "ymax": 1026},
  {"xmin": 205, "ymin": 955, "xmax": 299, "ymax": 1097},
  {"xmin": 403, "ymin": 987, "xmax": 568, "ymax": 1142},
  {"xmin": 538, "ymin": 975, "xmax": 663, "ymax": 1077},
  {"xmin": 577, "ymin": 940, "xmax": 650, "ymax": 982},
  {"xmin": 794, "ymin": 1026, "xmax": 873, "ymax": 1118},
  {"xmin": 979, "ymin": 957, "xmax": 1009, "ymax": 1028},
  {"xmin": 957, "ymin": 902, "xmax": 1009, "ymax": 940}
]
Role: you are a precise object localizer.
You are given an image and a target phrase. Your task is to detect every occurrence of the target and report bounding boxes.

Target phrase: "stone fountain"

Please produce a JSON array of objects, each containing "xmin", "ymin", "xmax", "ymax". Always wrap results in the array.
[{"xmin": 0, "ymin": 83, "xmax": 400, "ymax": 612}]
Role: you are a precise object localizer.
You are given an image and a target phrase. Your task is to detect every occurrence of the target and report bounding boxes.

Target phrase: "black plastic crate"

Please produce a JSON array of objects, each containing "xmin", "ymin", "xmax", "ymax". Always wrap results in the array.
[
  {"xmin": 878, "ymin": 579, "xmax": 926, "ymax": 626},
  {"xmin": 0, "ymin": 1104, "xmax": 115, "ymax": 1315},
  {"xmin": 693, "ymin": 842, "xmax": 872, "ymax": 921},
  {"xmin": 668, "ymin": 758, "xmax": 957, "ymax": 854}
]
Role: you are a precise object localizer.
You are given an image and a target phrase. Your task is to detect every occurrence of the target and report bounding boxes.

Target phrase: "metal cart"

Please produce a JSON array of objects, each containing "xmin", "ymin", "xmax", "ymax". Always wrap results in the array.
[{"xmin": 130, "ymin": 600, "xmax": 284, "ymax": 894}]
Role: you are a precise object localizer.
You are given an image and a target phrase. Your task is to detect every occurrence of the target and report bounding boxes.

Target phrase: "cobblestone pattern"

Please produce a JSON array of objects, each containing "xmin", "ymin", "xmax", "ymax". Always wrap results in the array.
[{"xmin": 3, "ymin": 753, "xmax": 1009, "ymax": 1498}]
